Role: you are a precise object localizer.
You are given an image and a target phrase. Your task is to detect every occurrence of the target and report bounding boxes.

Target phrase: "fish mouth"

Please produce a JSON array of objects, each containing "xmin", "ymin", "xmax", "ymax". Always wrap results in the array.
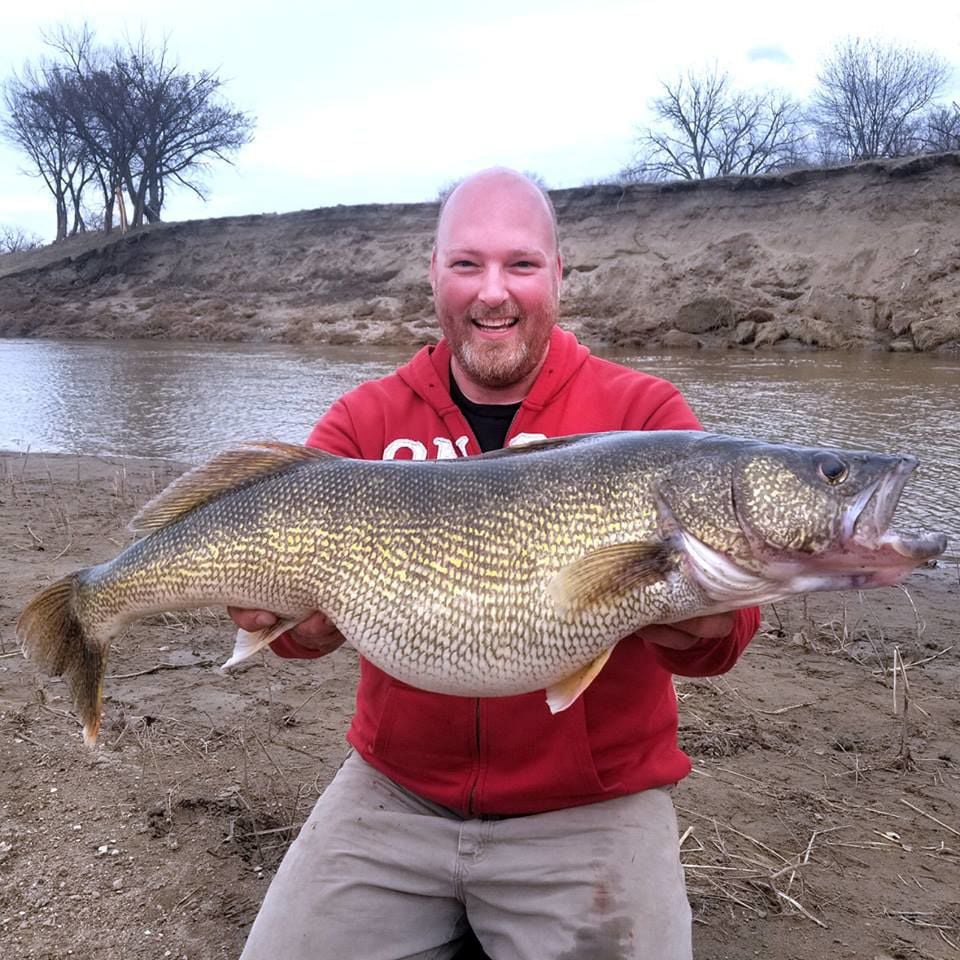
[{"xmin": 845, "ymin": 456, "xmax": 947, "ymax": 564}]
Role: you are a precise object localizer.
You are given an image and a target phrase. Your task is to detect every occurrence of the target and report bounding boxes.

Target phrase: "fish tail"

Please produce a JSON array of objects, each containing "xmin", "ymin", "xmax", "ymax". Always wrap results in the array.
[{"xmin": 17, "ymin": 571, "xmax": 106, "ymax": 747}]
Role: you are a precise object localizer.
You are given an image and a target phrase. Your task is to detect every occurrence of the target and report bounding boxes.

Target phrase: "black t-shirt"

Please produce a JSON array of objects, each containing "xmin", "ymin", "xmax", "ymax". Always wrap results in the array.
[{"xmin": 449, "ymin": 371, "xmax": 520, "ymax": 453}]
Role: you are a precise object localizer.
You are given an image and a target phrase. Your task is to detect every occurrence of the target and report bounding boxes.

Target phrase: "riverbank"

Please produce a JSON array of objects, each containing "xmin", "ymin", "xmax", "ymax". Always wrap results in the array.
[
  {"xmin": 2, "ymin": 153, "xmax": 960, "ymax": 353},
  {"xmin": 1, "ymin": 449, "xmax": 959, "ymax": 959}
]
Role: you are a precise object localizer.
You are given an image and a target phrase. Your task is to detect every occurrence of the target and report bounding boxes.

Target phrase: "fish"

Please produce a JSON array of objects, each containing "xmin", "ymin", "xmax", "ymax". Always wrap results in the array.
[{"xmin": 17, "ymin": 432, "xmax": 947, "ymax": 746}]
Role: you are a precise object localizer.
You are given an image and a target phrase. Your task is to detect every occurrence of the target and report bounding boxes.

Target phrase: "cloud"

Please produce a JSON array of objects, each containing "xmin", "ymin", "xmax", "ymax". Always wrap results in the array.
[{"xmin": 746, "ymin": 46, "xmax": 792, "ymax": 65}]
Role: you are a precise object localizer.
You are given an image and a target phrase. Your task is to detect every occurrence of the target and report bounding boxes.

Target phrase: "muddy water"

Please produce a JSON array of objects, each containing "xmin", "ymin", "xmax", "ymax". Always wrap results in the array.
[{"xmin": 1, "ymin": 338, "xmax": 957, "ymax": 543}]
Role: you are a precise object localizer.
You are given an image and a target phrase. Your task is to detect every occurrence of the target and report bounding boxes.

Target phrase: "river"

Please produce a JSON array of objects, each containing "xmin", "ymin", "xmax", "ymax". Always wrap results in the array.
[{"xmin": 1, "ymin": 338, "xmax": 957, "ymax": 543}]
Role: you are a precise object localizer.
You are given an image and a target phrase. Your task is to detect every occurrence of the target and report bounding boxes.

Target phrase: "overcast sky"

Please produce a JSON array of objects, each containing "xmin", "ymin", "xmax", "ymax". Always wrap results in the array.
[{"xmin": 2, "ymin": 0, "xmax": 959, "ymax": 242}]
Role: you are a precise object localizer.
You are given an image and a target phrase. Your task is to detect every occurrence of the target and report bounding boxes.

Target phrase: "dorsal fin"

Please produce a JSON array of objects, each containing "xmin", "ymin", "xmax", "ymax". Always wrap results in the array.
[
  {"xmin": 472, "ymin": 432, "xmax": 602, "ymax": 460},
  {"xmin": 130, "ymin": 441, "xmax": 333, "ymax": 535}
]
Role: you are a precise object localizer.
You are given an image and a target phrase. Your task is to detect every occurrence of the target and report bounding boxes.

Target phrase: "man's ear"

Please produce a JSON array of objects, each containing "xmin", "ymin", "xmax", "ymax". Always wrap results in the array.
[{"xmin": 555, "ymin": 252, "xmax": 564, "ymax": 293}]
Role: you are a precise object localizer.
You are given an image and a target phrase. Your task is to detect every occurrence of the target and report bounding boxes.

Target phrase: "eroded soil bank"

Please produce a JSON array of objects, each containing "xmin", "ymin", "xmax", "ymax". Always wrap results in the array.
[{"xmin": 1, "ymin": 153, "xmax": 959, "ymax": 354}]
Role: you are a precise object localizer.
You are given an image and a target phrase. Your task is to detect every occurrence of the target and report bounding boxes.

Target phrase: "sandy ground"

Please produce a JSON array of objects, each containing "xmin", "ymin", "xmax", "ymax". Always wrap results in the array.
[{"xmin": 1, "ymin": 450, "xmax": 958, "ymax": 960}]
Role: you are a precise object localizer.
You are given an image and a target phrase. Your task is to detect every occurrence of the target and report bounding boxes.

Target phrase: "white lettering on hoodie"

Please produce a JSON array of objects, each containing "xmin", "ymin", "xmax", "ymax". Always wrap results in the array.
[{"xmin": 382, "ymin": 433, "xmax": 547, "ymax": 460}]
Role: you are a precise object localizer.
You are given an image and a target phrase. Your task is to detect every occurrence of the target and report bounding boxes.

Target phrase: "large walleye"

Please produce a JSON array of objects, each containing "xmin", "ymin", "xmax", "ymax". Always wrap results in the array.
[{"xmin": 18, "ymin": 432, "xmax": 947, "ymax": 745}]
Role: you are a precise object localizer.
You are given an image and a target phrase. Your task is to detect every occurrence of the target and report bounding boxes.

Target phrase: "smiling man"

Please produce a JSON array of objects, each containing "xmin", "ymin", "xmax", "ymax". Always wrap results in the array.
[
  {"xmin": 431, "ymin": 170, "xmax": 560, "ymax": 401},
  {"xmin": 235, "ymin": 168, "xmax": 760, "ymax": 960}
]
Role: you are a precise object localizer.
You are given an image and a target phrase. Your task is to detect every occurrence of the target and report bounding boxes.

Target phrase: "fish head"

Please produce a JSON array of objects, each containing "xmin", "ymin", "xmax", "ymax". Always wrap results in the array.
[{"xmin": 658, "ymin": 437, "xmax": 948, "ymax": 604}]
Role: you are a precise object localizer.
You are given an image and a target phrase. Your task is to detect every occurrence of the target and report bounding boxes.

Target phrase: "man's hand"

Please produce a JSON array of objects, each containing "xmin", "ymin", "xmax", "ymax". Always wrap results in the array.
[
  {"xmin": 226, "ymin": 607, "xmax": 346, "ymax": 655},
  {"xmin": 640, "ymin": 613, "xmax": 736, "ymax": 651}
]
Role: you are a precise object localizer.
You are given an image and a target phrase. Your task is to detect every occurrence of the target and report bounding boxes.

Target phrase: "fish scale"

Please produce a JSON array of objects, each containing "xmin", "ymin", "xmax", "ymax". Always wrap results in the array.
[{"xmin": 17, "ymin": 430, "xmax": 947, "ymax": 745}]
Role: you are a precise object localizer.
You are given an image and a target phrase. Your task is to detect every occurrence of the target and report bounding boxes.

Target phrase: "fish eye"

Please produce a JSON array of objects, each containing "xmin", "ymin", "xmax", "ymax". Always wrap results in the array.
[{"xmin": 816, "ymin": 454, "xmax": 849, "ymax": 484}]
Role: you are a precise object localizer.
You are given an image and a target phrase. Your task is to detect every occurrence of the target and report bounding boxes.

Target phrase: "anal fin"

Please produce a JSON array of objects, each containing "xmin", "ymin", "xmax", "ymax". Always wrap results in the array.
[
  {"xmin": 545, "ymin": 647, "xmax": 614, "ymax": 713},
  {"xmin": 220, "ymin": 615, "xmax": 311, "ymax": 670}
]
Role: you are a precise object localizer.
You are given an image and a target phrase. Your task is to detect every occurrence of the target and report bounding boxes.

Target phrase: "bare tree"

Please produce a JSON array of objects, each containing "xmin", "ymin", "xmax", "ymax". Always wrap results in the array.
[
  {"xmin": 2, "ymin": 24, "xmax": 254, "ymax": 239},
  {"xmin": 1, "ymin": 62, "xmax": 90, "ymax": 241},
  {"xmin": 45, "ymin": 26, "xmax": 138, "ymax": 233},
  {"xmin": 0, "ymin": 224, "xmax": 43, "ymax": 253},
  {"xmin": 115, "ymin": 36, "xmax": 254, "ymax": 225},
  {"xmin": 919, "ymin": 101, "xmax": 960, "ymax": 152},
  {"xmin": 810, "ymin": 37, "xmax": 951, "ymax": 161},
  {"xmin": 624, "ymin": 67, "xmax": 807, "ymax": 181}
]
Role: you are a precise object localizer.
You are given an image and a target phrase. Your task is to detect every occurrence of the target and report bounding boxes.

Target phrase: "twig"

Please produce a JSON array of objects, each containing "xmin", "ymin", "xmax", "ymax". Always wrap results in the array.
[
  {"xmin": 897, "ymin": 584, "xmax": 926, "ymax": 642},
  {"xmin": 106, "ymin": 660, "xmax": 214, "ymax": 680},
  {"xmin": 900, "ymin": 799, "xmax": 960, "ymax": 839},
  {"xmin": 52, "ymin": 538, "xmax": 73, "ymax": 561},
  {"xmin": 250, "ymin": 728, "xmax": 290, "ymax": 791},
  {"xmin": 904, "ymin": 645, "xmax": 954, "ymax": 669},
  {"xmin": 281, "ymin": 686, "xmax": 325, "ymax": 725},
  {"xmin": 675, "ymin": 805, "xmax": 788, "ymax": 863},
  {"xmin": 234, "ymin": 823, "xmax": 304, "ymax": 839},
  {"xmin": 169, "ymin": 884, "xmax": 205, "ymax": 915},
  {"xmin": 773, "ymin": 888, "xmax": 828, "ymax": 928},
  {"xmin": 755, "ymin": 701, "xmax": 815, "ymax": 716}
]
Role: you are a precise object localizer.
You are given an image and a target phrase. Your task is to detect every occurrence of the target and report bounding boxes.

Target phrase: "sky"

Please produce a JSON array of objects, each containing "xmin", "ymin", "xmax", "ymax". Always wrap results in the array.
[{"xmin": 1, "ymin": 0, "xmax": 959, "ymax": 242}]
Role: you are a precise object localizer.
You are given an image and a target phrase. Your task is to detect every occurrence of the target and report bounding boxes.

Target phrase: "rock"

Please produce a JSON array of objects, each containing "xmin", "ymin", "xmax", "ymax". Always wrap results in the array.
[
  {"xmin": 741, "ymin": 307, "xmax": 775, "ymax": 324},
  {"xmin": 754, "ymin": 316, "xmax": 848, "ymax": 349},
  {"xmin": 805, "ymin": 290, "xmax": 876, "ymax": 339},
  {"xmin": 889, "ymin": 312, "xmax": 916, "ymax": 337},
  {"xmin": 662, "ymin": 329, "xmax": 703, "ymax": 349},
  {"xmin": 370, "ymin": 297, "xmax": 404, "ymax": 322},
  {"xmin": 888, "ymin": 338, "xmax": 915, "ymax": 352},
  {"xmin": 910, "ymin": 315, "xmax": 960, "ymax": 351},
  {"xmin": 674, "ymin": 296, "xmax": 736, "ymax": 334},
  {"xmin": 753, "ymin": 320, "xmax": 790, "ymax": 347},
  {"xmin": 734, "ymin": 320, "xmax": 757, "ymax": 344}
]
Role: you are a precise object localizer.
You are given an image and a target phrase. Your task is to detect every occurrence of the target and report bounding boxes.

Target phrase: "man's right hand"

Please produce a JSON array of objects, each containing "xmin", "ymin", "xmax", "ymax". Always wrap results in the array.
[{"xmin": 226, "ymin": 607, "xmax": 347, "ymax": 656}]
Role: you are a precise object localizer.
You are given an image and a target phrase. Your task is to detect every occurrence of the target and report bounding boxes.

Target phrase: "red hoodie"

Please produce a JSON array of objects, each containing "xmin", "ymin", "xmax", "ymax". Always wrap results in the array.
[{"xmin": 273, "ymin": 328, "xmax": 760, "ymax": 815}]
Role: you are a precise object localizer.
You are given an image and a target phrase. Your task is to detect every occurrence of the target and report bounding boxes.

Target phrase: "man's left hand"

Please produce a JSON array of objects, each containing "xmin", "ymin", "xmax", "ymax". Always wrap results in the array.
[{"xmin": 640, "ymin": 612, "xmax": 737, "ymax": 651}]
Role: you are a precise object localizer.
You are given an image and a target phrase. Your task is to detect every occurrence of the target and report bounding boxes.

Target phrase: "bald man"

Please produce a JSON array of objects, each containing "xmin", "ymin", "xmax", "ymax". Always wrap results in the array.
[{"xmin": 236, "ymin": 169, "xmax": 759, "ymax": 960}]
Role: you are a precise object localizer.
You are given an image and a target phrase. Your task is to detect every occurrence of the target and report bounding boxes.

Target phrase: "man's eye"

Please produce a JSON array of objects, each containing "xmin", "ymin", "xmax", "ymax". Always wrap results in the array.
[
  {"xmin": 513, "ymin": 261, "xmax": 536, "ymax": 269},
  {"xmin": 452, "ymin": 260, "xmax": 477, "ymax": 268}
]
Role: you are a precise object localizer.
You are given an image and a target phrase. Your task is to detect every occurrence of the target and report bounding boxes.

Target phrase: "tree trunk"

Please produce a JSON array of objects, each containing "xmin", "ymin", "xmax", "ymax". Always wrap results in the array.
[{"xmin": 55, "ymin": 193, "xmax": 68, "ymax": 242}]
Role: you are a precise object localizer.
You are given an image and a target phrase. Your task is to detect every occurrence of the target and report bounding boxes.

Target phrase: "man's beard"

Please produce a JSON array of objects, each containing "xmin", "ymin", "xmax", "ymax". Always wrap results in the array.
[
  {"xmin": 450, "ymin": 298, "xmax": 555, "ymax": 388},
  {"xmin": 457, "ymin": 335, "xmax": 534, "ymax": 388}
]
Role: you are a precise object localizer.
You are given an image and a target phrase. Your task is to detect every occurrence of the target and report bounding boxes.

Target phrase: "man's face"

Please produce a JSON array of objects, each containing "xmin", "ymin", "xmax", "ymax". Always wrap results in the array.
[{"xmin": 430, "ymin": 173, "xmax": 562, "ymax": 399}]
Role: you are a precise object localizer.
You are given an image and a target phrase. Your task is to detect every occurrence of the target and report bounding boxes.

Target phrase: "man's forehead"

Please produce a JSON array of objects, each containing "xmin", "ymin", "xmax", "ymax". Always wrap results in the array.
[{"xmin": 437, "ymin": 179, "xmax": 557, "ymax": 252}]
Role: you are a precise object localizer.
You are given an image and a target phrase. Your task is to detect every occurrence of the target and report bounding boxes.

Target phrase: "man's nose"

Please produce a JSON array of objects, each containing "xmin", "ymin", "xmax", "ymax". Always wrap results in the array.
[{"xmin": 478, "ymin": 266, "xmax": 508, "ymax": 307}]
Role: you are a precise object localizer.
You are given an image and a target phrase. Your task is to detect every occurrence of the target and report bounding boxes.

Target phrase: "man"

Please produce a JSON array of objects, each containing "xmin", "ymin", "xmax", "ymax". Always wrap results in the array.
[{"xmin": 234, "ymin": 168, "xmax": 760, "ymax": 960}]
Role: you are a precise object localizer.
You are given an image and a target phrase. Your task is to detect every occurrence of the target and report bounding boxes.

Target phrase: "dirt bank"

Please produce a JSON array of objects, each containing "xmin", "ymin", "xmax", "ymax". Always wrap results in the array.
[
  {"xmin": 1, "ymin": 154, "xmax": 960, "ymax": 353},
  {"xmin": 1, "ymin": 450, "xmax": 958, "ymax": 959}
]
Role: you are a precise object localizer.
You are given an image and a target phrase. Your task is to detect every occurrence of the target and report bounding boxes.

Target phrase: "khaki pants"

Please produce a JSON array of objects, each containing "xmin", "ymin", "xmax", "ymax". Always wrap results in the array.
[{"xmin": 240, "ymin": 752, "xmax": 692, "ymax": 960}]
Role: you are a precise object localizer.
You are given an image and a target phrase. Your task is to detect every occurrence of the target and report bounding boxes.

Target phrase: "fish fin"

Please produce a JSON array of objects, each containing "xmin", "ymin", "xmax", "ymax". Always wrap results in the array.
[
  {"xmin": 549, "ymin": 540, "xmax": 679, "ymax": 613},
  {"xmin": 131, "ymin": 441, "xmax": 334, "ymax": 534},
  {"xmin": 17, "ymin": 571, "xmax": 106, "ymax": 747},
  {"xmin": 545, "ymin": 648, "xmax": 615, "ymax": 713},
  {"xmin": 472, "ymin": 432, "xmax": 602, "ymax": 460},
  {"xmin": 220, "ymin": 616, "xmax": 309, "ymax": 670}
]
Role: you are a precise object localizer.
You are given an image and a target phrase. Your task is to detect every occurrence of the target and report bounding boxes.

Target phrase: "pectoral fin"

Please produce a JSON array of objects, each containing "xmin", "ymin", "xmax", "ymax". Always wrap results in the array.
[
  {"xmin": 548, "ymin": 540, "xmax": 679, "ymax": 614},
  {"xmin": 220, "ymin": 616, "xmax": 310, "ymax": 670},
  {"xmin": 545, "ymin": 648, "xmax": 614, "ymax": 713}
]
